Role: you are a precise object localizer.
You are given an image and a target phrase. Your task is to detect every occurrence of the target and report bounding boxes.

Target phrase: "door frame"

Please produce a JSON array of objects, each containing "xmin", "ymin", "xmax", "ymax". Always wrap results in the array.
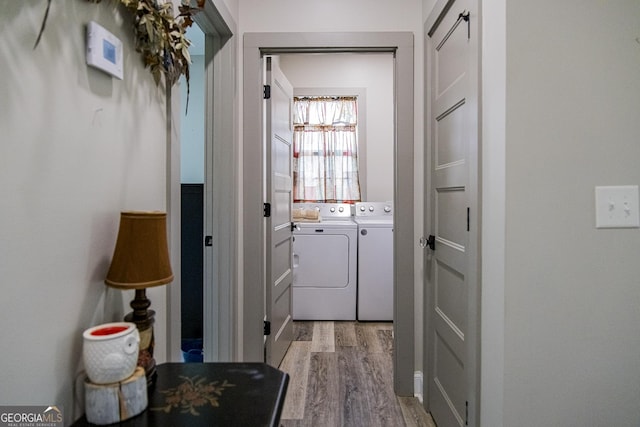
[
  {"xmin": 423, "ymin": 0, "xmax": 481, "ymax": 423},
  {"xmin": 167, "ymin": 0, "xmax": 237, "ymax": 362},
  {"xmin": 242, "ymin": 32, "xmax": 415, "ymax": 395}
]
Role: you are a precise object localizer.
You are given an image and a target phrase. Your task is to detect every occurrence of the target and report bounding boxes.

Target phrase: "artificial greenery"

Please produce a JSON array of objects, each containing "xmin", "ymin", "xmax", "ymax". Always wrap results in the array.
[{"xmin": 34, "ymin": 0, "xmax": 203, "ymax": 90}]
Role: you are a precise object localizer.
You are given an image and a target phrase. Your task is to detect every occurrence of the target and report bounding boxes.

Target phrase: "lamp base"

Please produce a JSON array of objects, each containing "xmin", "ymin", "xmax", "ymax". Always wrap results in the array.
[{"xmin": 125, "ymin": 289, "xmax": 158, "ymax": 388}]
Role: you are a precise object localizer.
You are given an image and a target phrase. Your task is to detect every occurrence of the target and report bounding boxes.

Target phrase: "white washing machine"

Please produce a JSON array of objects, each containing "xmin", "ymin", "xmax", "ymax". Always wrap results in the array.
[
  {"xmin": 292, "ymin": 203, "xmax": 357, "ymax": 320},
  {"xmin": 354, "ymin": 202, "xmax": 394, "ymax": 321}
]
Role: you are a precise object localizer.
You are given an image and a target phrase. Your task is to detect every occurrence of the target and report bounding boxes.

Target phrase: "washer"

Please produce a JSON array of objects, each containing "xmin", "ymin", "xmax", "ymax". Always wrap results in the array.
[
  {"xmin": 354, "ymin": 202, "xmax": 394, "ymax": 321},
  {"xmin": 292, "ymin": 203, "xmax": 357, "ymax": 320}
]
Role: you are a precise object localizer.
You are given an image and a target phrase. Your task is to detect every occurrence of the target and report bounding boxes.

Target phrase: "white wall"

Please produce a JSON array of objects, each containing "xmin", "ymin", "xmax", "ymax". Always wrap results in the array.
[
  {"xmin": 279, "ymin": 54, "xmax": 394, "ymax": 202},
  {"xmin": 480, "ymin": 0, "xmax": 506, "ymax": 425},
  {"xmin": 422, "ymin": 0, "xmax": 438, "ymax": 24},
  {"xmin": 501, "ymin": 1, "xmax": 640, "ymax": 425},
  {"xmin": 240, "ymin": 0, "xmax": 423, "ymax": 33},
  {"xmin": 220, "ymin": 0, "xmax": 239, "ymax": 22},
  {"xmin": 0, "ymin": 2, "xmax": 168, "ymax": 424},
  {"xmin": 423, "ymin": 1, "xmax": 508, "ymax": 422}
]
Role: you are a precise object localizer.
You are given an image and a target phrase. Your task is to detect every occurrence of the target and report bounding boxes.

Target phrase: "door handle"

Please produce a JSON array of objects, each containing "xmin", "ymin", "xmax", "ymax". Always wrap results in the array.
[
  {"xmin": 291, "ymin": 222, "xmax": 300, "ymax": 232},
  {"xmin": 420, "ymin": 235, "xmax": 436, "ymax": 250},
  {"xmin": 426, "ymin": 235, "xmax": 435, "ymax": 250}
]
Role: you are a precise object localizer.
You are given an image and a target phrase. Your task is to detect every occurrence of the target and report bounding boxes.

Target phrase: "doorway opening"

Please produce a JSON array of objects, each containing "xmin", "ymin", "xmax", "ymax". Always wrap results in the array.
[
  {"xmin": 167, "ymin": 2, "xmax": 237, "ymax": 364},
  {"xmin": 179, "ymin": 24, "xmax": 206, "ymax": 363},
  {"xmin": 243, "ymin": 32, "xmax": 415, "ymax": 395},
  {"xmin": 281, "ymin": 53, "xmax": 394, "ymax": 322}
]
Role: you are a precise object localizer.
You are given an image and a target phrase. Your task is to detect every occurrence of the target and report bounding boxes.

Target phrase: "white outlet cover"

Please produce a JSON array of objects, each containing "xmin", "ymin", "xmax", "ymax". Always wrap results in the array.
[{"xmin": 595, "ymin": 185, "xmax": 640, "ymax": 229}]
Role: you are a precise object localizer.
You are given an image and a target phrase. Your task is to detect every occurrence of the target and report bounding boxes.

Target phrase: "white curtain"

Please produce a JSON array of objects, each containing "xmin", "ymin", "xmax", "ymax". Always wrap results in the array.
[{"xmin": 293, "ymin": 97, "xmax": 361, "ymax": 203}]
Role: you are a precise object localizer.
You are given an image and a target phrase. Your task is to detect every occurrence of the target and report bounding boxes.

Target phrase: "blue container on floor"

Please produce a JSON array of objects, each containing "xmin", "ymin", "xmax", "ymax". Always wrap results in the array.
[{"xmin": 181, "ymin": 339, "xmax": 203, "ymax": 363}]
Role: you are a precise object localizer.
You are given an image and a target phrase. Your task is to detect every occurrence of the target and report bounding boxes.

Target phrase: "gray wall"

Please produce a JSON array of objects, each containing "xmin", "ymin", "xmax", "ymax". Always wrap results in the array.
[{"xmin": 502, "ymin": 1, "xmax": 640, "ymax": 425}]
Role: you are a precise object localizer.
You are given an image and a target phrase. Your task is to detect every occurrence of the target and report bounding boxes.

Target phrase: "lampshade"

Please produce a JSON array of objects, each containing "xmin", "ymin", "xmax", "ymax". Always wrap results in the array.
[{"xmin": 105, "ymin": 211, "xmax": 174, "ymax": 289}]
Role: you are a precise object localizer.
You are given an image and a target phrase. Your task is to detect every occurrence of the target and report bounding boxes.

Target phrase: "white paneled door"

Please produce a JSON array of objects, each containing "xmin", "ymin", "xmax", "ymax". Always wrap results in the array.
[
  {"xmin": 426, "ymin": 0, "xmax": 480, "ymax": 426},
  {"xmin": 265, "ymin": 57, "xmax": 295, "ymax": 367}
]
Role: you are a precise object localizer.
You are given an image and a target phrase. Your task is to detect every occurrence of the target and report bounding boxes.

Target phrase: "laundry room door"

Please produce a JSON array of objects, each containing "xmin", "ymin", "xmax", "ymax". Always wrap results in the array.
[
  {"xmin": 265, "ymin": 57, "xmax": 295, "ymax": 367},
  {"xmin": 425, "ymin": 0, "xmax": 480, "ymax": 426}
]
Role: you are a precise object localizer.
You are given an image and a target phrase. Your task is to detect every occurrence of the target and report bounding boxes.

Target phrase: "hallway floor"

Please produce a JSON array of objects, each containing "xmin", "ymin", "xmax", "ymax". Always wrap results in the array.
[{"xmin": 278, "ymin": 321, "xmax": 436, "ymax": 427}]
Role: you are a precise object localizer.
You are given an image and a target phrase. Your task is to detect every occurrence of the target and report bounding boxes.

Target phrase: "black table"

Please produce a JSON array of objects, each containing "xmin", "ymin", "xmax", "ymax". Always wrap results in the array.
[{"xmin": 72, "ymin": 362, "xmax": 289, "ymax": 427}]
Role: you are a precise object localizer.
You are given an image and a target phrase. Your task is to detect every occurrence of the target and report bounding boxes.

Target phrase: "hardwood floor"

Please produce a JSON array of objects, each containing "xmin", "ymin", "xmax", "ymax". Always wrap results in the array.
[{"xmin": 278, "ymin": 321, "xmax": 436, "ymax": 427}]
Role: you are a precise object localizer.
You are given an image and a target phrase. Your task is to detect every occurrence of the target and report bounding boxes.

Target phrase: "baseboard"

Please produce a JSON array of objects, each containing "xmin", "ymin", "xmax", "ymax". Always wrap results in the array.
[{"xmin": 414, "ymin": 371, "xmax": 424, "ymax": 403}]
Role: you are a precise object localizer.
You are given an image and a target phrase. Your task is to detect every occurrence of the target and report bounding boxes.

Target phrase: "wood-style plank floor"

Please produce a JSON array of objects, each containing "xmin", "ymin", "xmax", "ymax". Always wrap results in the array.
[{"xmin": 278, "ymin": 321, "xmax": 436, "ymax": 427}]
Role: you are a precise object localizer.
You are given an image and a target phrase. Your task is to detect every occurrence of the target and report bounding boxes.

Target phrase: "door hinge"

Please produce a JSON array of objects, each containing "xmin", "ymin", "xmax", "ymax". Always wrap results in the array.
[
  {"xmin": 263, "ymin": 84, "xmax": 271, "ymax": 99},
  {"xmin": 204, "ymin": 235, "xmax": 213, "ymax": 247},
  {"xmin": 467, "ymin": 207, "xmax": 470, "ymax": 231},
  {"xmin": 264, "ymin": 320, "xmax": 271, "ymax": 336},
  {"xmin": 465, "ymin": 400, "xmax": 469, "ymax": 425},
  {"xmin": 264, "ymin": 202, "xmax": 271, "ymax": 217}
]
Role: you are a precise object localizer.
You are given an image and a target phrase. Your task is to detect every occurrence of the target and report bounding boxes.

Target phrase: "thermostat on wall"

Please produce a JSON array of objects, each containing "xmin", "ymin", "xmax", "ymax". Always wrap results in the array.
[{"xmin": 86, "ymin": 21, "xmax": 123, "ymax": 80}]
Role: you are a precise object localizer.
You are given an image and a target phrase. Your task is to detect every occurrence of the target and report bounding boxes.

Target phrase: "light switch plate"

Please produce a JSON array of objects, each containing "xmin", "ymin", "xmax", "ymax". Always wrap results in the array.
[{"xmin": 595, "ymin": 185, "xmax": 640, "ymax": 228}]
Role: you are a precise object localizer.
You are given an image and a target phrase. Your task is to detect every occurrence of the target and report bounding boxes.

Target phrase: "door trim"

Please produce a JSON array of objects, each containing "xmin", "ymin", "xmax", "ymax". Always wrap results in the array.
[{"xmin": 243, "ymin": 32, "xmax": 415, "ymax": 395}]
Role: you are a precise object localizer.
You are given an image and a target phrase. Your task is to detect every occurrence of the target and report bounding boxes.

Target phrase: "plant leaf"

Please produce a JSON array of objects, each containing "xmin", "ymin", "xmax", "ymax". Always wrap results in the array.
[{"xmin": 33, "ymin": 0, "xmax": 52, "ymax": 50}]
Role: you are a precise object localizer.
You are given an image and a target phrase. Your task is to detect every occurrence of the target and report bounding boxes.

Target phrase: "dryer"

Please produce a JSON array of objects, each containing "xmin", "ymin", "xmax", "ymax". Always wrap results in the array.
[
  {"xmin": 354, "ymin": 202, "xmax": 394, "ymax": 321},
  {"xmin": 292, "ymin": 203, "xmax": 357, "ymax": 320}
]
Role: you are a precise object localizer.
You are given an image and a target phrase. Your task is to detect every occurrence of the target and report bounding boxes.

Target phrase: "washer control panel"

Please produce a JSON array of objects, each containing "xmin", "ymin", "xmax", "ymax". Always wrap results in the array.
[{"xmin": 293, "ymin": 203, "xmax": 354, "ymax": 219}]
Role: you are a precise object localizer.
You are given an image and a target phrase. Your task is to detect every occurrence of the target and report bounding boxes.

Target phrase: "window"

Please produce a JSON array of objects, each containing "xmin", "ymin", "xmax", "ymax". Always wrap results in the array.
[{"xmin": 292, "ymin": 96, "xmax": 362, "ymax": 203}]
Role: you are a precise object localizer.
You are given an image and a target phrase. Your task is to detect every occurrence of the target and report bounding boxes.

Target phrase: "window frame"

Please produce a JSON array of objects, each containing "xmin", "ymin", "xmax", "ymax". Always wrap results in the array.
[{"xmin": 293, "ymin": 87, "xmax": 367, "ymax": 201}]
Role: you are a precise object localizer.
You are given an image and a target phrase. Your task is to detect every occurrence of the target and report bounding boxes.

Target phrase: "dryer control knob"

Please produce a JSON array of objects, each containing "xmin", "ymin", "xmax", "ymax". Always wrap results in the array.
[
  {"xmin": 360, "ymin": 206, "xmax": 366, "ymax": 212},
  {"xmin": 384, "ymin": 206, "xmax": 391, "ymax": 213},
  {"xmin": 330, "ymin": 207, "xmax": 336, "ymax": 212},
  {"xmin": 338, "ymin": 207, "xmax": 344, "ymax": 212},
  {"xmin": 369, "ymin": 206, "xmax": 374, "ymax": 212}
]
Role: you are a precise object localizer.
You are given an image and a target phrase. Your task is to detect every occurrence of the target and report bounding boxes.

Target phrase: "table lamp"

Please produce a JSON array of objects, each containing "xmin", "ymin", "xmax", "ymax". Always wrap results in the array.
[{"xmin": 105, "ymin": 211, "xmax": 173, "ymax": 386}]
